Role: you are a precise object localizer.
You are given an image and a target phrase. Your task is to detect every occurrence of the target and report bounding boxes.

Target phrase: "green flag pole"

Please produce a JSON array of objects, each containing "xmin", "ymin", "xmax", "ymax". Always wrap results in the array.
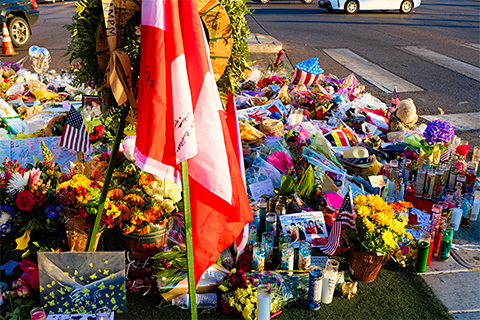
[
  {"xmin": 88, "ymin": 105, "xmax": 130, "ymax": 251},
  {"xmin": 181, "ymin": 160, "xmax": 198, "ymax": 320}
]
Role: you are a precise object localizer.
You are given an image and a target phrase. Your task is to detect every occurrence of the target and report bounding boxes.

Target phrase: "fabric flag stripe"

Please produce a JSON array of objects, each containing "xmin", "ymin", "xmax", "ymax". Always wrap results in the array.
[
  {"xmin": 59, "ymin": 105, "xmax": 89, "ymax": 153},
  {"xmin": 440, "ymin": 149, "xmax": 451, "ymax": 162},
  {"xmin": 318, "ymin": 214, "xmax": 342, "ymax": 255},
  {"xmin": 135, "ymin": 0, "xmax": 252, "ymax": 286}
]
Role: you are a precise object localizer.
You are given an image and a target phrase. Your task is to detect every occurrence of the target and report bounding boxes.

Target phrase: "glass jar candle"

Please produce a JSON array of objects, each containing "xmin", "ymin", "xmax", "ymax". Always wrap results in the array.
[
  {"xmin": 415, "ymin": 168, "xmax": 426, "ymax": 198},
  {"xmin": 30, "ymin": 308, "xmax": 46, "ymax": 320},
  {"xmin": 450, "ymin": 199, "xmax": 463, "ymax": 231},
  {"xmin": 95, "ymin": 307, "xmax": 112, "ymax": 320},
  {"xmin": 258, "ymin": 198, "xmax": 268, "ymax": 232},
  {"xmin": 308, "ymin": 266, "xmax": 323, "ymax": 310},
  {"xmin": 281, "ymin": 243, "xmax": 294, "ymax": 275},
  {"xmin": 460, "ymin": 194, "xmax": 473, "ymax": 227},
  {"xmin": 299, "ymin": 240, "xmax": 311, "ymax": 271},
  {"xmin": 321, "ymin": 259, "xmax": 340, "ymax": 304},
  {"xmin": 265, "ymin": 212, "xmax": 276, "ymax": 236},
  {"xmin": 438, "ymin": 224, "xmax": 455, "ymax": 262},
  {"xmin": 415, "ymin": 232, "xmax": 431, "ymax": 273},
  {"xmin": 262, "ymin": 232, "xmax": 274, "ymax": 264},
  {"xmin": 253, "ymin": 242, "xmax": 266, "ymax": 271},
  {"xmin": 257, "ymin": 285, "xmax": 271, "ymax": 320}
]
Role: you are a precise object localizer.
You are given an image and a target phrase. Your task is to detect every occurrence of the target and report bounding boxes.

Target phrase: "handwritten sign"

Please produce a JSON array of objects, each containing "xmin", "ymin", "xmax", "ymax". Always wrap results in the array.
[
  {"xmin": 249, "ymin": 179, "xmax": 275, "ymax": 201},
  {"xmin": 0, "ymin": 98, "xmax": 23, "ymax": 134},
  {"xmin": 368, "ymin": 175, "xmax": 386, "ymax": 188},
  {"xmin": 0, "ymin": 140, "xmax": 10, "ymax": 162}
]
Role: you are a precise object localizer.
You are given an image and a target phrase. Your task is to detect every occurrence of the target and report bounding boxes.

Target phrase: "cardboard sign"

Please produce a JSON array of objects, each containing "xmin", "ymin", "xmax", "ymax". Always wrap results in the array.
[
  {"xmin": 368, "ymin": 175, "xmax": 386, "ymax": 188},
  {"xmin": 249, "ymin": 179, "xmax": 275, "ymax": 201},
  {"xmin": 279, "ymin": 211, "xmax": 327, "ymax": 248},
  {"xmin": 38, "ymin": 252, "xmax": 126, "ymax": 314}
]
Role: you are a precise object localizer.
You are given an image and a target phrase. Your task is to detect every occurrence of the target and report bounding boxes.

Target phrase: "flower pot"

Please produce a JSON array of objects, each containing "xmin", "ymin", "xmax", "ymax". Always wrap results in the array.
[
  {"xmin": 349, "ymin": 249, "xmax": 391, "ymax": 283},
  {"xmin": 121, "ymin": 219, "xmax": 172, "ymax": 260}
]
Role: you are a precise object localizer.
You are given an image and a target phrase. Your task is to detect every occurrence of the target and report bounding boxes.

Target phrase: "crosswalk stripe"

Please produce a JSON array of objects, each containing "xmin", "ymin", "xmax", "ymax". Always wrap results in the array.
[
  {"xmin": 422, "ymin": 112, "xmax": 480, "ymax": 131},
  {"xmin": 323, "ymin": 48, "xmax": 423, "ymax": 93},
  {"xmin": 401, "ymin": 46, "xmax": 480, "ymax": 82},
  {"xmin": 464, "ymin": 43, "xmax": 480, "ymax": 51}
]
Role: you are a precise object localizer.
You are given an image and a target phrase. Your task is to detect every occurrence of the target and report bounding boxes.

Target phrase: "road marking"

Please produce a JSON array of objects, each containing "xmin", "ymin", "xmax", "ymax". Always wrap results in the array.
[
  {"xmin": 401, "ymin": 46, "xmax": 480, "ymax": 82},
  {"xmin": 464, "ymin": 43, "xmax": 480, "ymax": 51},
  {"xmin": 422, "ymin": 112, "xmax": 480, "ymax": 131},
  {"xmin": 323, "ymin": 48, "xmax": 423, "ymax": 93}
]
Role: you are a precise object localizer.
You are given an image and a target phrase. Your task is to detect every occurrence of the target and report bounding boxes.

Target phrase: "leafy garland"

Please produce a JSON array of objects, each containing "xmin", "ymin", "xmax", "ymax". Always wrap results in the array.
[{"xmin": 64, "ymin": 0, "xmax": 252, "ymax": 100}]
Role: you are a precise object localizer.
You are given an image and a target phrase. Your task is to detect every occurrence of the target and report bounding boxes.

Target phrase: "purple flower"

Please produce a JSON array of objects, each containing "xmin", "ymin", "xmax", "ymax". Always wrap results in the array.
[
  {"xmin": 44, "ymin": 205, "xmax": 61, "ymax": 219},
  {"xmin": 424, "ymin": 120, "xmax": 454, "ymax": 144}
]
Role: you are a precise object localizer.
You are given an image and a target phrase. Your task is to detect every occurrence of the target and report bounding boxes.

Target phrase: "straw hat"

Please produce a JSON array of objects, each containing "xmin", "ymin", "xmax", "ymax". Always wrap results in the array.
[{"xmin": 340, "ymin": 146, "xmax": 377, "ymax": 168}]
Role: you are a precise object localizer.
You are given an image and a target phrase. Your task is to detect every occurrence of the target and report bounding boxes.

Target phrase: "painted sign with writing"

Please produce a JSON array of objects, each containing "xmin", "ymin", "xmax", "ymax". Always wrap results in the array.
[
  {"xmin": 38, "ymin": 252, "xmax": 126, "ymax": 315},
  {"xmin": 368, "ymin": 175, "xmax": 386, "ymax": 188},
  {"xmin": 0, "ymin": 98, "xmax": 23, "ymax": 134},
  {"xmin": 0, "ymin": 140, "xmax": 11, "ymax": 163}
]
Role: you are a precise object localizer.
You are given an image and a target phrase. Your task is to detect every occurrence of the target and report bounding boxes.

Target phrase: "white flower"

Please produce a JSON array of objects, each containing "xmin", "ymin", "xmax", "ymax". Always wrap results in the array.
[{"xmin": 6, "ymin": 171, "xmax": 30, "ymax": 196}]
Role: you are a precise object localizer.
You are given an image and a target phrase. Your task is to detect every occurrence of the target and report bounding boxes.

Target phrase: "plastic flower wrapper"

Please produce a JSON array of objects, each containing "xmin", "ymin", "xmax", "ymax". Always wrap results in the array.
[
  {"xmin": 393, "ymin": 239, "xmax": 418, "ymax": 267},
  {"xmin": 0, "ymin": 142, "xmax": 66, "ymax": 254},
  {"xmin": 219, "ymin": 269, "xmax": 309, "ymax": 320}
]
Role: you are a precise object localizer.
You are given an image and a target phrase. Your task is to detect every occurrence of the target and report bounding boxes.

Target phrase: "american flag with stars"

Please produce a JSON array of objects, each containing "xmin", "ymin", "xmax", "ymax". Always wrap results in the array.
[
  {"xmin": 59, "ymin": 105, "xmax": 89, "ymax": 153},
  {"xmin": 318, "ymin": 187, "xmax": 356, "ymax": 256}
]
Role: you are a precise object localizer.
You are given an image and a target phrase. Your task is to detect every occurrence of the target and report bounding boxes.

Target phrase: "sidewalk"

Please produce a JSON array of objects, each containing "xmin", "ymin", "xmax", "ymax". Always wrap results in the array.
[{"xmin": 244, "ymin": 33, "xmax": 480, "ymax": 320}]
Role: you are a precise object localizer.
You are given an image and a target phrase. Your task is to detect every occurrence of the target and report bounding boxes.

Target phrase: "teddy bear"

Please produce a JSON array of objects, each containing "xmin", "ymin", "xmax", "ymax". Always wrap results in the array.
[{"xmin": 389, "ymin": 98, "xmax": 419, "ymax": 132}]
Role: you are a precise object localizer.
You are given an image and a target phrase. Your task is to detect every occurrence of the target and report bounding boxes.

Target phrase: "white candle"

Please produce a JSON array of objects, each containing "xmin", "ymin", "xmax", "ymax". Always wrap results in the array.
[
  {"xmin": 471, "ymin": 199, "xmax": 480, "ymax": 222},
  {"xmin": 321, "ymin": 271, "xmax": 336, "ymax": 304},
  {"xmin": 451, "ymin": 208, "xmax": 463, "ymax": 231},
  {"xmin": 257, "ymin": 285, "xmax": 271, "ymax": 320}
]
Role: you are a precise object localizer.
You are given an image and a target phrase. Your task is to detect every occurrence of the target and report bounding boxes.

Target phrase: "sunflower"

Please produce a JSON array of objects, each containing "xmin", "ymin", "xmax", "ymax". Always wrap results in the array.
[
  {"xmin": 123, "ymin": 193, "xmax": 145, "ymax": 206},
  {"xmin": 123, "ymin": 226, "xmax": 137, "ymax": 234},
  {"xmin": 107, "ymin": 188, "xmax": 124, "ymax": 200},
  {"xmin": 137, "ymin": 225, "xmax": 151, "ymax": 235},
  {"xmin": 138, "ymin": 173, "xmax": 154, "ymax": 186}
]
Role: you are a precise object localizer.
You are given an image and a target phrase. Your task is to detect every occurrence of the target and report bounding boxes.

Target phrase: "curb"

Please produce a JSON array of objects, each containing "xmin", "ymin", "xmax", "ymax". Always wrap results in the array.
[{"xmin": 245, "ymin": 33, "xmax": 282, "ymax": 53}]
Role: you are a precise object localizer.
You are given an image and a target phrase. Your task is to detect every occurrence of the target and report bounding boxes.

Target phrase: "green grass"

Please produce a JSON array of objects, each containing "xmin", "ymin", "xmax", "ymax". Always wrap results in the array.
[{"xmin": 116, "ymin": 263, "xmax": 452, "ymax": 320}]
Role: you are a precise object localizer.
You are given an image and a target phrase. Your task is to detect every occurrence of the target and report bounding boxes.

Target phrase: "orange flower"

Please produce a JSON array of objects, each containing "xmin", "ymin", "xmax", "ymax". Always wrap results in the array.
[
  {"xmin": 117, "ymin": 204, "xmax": 131, "ymax": 221},
  {"xmin": 130, "ymin": 214, "xmax": 146, "ymax": 225},
  {"xmin": 138, "ymin": 225, "xmax": 151, "ymax": 235},
  {"xmin": 123, "ymin": 193, "xmax": 145, "ymax": 206},
  {"xmin": 144, "ymin": 206, "xmax": 163, "ymax": 223},
  {"xmin": 107, "ymin": 188, "xmax": 124, "ymax": 200},
  {"xmin": 123, "ymin": 226, "xmax": 137, "ymax": 234},
  {"xmin": 139, "ymin": 173, "xmax": 155, "ymax": 186}
]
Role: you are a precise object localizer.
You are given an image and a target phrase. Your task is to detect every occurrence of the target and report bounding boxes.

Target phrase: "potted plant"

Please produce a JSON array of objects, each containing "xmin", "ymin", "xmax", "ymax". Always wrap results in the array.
[
  {"xmin": 108, "ymin": 163, "xmax": 182, "ymax": 260},
  {"xmin": 346, "ymin": 195, "xmax": 411, "ymax": 282}
]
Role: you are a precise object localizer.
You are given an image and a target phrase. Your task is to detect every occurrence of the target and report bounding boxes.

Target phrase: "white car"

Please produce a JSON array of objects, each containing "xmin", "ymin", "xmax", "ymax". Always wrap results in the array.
[{"xmin": 318, "ymin": 0, "xmax": 421, "ymax": 14}]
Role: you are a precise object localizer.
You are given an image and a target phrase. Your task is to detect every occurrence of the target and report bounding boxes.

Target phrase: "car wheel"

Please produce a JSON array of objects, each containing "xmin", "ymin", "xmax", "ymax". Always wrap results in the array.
[
  {"xmin": 344, "ymin": 0, "xmax": 358, "ymax": 13},
  {"xmin": 7, "ymin": 17, "xmax": 30, "ymax": 48},
  {"xmin": 301, "ymin": 0, "xmax": 314, "ymax": 4},
  {"xmin": 400, "ymin": 0, "xmax": 413, "ymax": 13},
  {"xmin": 260, "ymin": 0, "xmax": 270, "ymax": 3}
]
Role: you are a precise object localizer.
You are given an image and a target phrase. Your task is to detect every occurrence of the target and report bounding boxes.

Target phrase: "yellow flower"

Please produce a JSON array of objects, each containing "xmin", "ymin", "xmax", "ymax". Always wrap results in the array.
[
  {"xmin": 218, "ymin": 284, "xmax": 228, "ymax": 292},
  {"xmin": 138, "ymin": 173, "xmax": 155, "ymax": 186},
  {"xmin": 242, "ymin": 303, "xmax": 254, "ymax": 320},
  {"xmin": 357, "ymin": 206, "xmax": 371, "ymax": 217},
  {"xmin": 363, "ymin": 217, "xmax": 375, "ymax": 232},
  {"xmin": 230, "ymin": 268, "xmax": 236, "ymax": 275},
  {"xmin": 235, "ymin": 303, "xmax": 242, "ymax": 313},
  {"xmin": 227, "ymin": 296, "xmax": 235, "ymax": 307},
  {"xmin": 382, "ymin": 230, "xmax": 397, "ymax": 248},
  {"xmin": 123, "ymin": 226, "xmax": 137, "ymax": 234},
  {"xmin": 406, "ymin": 232, "xmax": 413, "ymax": 240}
]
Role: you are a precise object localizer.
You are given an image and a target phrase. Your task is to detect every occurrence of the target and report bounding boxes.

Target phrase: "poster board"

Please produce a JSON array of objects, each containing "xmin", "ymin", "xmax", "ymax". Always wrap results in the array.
[
  {"xmin": 279, "ymin": 211, "xmax": 328, "ymax": 248},
  {"xmin": 38, "ymin": 252, "xmax": 126, "ymax": 315}
]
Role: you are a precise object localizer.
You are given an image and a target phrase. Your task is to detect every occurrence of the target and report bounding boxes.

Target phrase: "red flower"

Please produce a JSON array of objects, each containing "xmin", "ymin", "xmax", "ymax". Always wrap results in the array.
[
  {"xmin": 89, "ymin": 125, "xmax": 105, "ymax": 144},
  {"xmin": 16, "ymin": 190, "xmax": 36, "ymax": 211},
  {"xmin": 220, "ymin": 299, "xmax": 233, "ymax": 314},
  {"xmin": 78, "ymin": 208, "xmax": 87, "ymax": 218},
  {"xmin": 456, "ymin": 144, "xmax": 470, "ymax": 157}
]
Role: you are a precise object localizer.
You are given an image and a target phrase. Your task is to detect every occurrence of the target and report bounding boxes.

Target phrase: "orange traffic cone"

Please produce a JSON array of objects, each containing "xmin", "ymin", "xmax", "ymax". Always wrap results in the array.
[{"xmin": 2, "ymin": 22, "xmax": 17, "ymax": 56}]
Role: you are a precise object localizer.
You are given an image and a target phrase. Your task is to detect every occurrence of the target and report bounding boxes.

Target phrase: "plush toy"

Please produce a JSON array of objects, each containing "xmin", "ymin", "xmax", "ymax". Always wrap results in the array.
[{"xmin": 389, "ymin": 98, "xmax": 419, "ymax": 132}]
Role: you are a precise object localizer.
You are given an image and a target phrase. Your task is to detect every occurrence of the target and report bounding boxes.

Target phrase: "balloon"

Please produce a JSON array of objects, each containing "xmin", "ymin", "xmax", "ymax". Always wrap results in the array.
[{"xmin": 28, "ymin": 46, "xmax": 51, "ymax": 76}]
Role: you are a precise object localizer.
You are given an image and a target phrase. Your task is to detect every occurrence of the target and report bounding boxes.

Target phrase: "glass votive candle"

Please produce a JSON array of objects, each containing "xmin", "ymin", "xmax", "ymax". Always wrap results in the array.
[
  {"xmin": 308, "ymin": 266, "xmax": 323, "ymax": 310},
  {"xmin": 257, "ymin": 284, "xmax": 271, "ymax": 320},
  {"xmin": 281, "ymin": 243, "xmax": 294, "ymax": 275},
  {"xmin": 321, "ymin": 259, "xmax": 340, "ymax": 304},
  {"xmin": 30, "ymin": 307, "xmax": 46, "ymax": 320},
  {"xmin": 299, "ymin": 240, "xmax": 311, "ymax": 271},
  {"xmin": 253, "ymin": 242, "xmax": 266, "ymax": 271},
  {"xmin": 95, "ymin": 307, "xmax": 112, "ymax": 320},
  {"xmin": 262, "ymin": 232, "xmax": 274, "ymax": 264}
]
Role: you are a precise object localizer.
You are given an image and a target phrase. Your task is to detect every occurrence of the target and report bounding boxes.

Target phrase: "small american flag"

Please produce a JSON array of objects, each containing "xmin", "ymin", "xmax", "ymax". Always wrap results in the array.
[
  {"xmin": 318, "ymin": 188, "xmax": 356, "ymax": 256},
  {"xmin": 440, "ymin": 149, "xmax": 451, "ymax": 162},
  {"xmin": 60, "ymin": 105, "xmax": 89, "ymax": 153},
  {"xmin": 391, "ymin": 86, "xmax": 401, "ymax": 107}
]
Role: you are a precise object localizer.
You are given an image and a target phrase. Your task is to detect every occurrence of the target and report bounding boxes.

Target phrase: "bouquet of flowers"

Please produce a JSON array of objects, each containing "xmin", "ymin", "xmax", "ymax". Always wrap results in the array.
[
  {"xmin": 0, "ymin": 142, "xmax": 66, "ymax": 254},
  {"xmin": 109, "ymin": 162, "xmax": 182, "ymax": 236},
  {"xmin": 56, "ymin": 156, "xmax": 119, "ymax": 251},
  {"xmin": 219, "ymin": 269, "xmax": 308, "ymax": 320},
  {"xmin": 420, "ymin": 120, "xmax": 455, "ymax": 162},
  {"xmin": 348, "ymin": 195, "xmax": 412, "ymax": 256}
]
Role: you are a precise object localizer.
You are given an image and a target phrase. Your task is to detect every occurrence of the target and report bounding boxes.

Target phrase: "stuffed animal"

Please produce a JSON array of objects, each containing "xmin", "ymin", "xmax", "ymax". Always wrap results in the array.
[{"xmin": 389, "ymin": 98, "xmax": 419, "ymax": 132}]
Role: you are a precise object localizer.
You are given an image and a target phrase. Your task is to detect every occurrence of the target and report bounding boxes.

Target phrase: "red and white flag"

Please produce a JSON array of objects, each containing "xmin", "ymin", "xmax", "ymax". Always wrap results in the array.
[
  {"xmin": 134, "ymin": 0, "xmax": 252, "ymax": 285},
  {"xmin": 59, "ymin": 105, "xmax": 89, "ymax": 153}
]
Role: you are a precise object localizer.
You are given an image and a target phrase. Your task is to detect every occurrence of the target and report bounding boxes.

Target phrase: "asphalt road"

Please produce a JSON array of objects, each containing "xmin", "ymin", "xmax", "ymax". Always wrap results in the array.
[
  {"xmin": 2, "ymin": 0, "xmax": 479, "ymax": 144},
  {"xmin": 247, "ymin": 0, "xmax": 480, "ymax": 145}
]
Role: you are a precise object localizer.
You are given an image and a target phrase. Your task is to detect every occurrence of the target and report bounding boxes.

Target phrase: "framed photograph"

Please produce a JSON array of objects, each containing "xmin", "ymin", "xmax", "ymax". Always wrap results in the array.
[
  {"xmin": 279, "ymin": 212, "xmax": 328, "ymax": 248},
  {"xmin": 82, "ymin": 95, "xmax": 102, "ymax": 110}
]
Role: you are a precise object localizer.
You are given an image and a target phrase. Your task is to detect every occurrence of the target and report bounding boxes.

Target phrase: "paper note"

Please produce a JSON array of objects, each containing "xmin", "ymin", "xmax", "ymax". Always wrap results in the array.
[
  {"xmin": 249, "ymin": 179, "xmax": 275, "ymax": 200},
  {"xmin": 368, "ymin": 175, "xmax": 386, "ymax": 188}
]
